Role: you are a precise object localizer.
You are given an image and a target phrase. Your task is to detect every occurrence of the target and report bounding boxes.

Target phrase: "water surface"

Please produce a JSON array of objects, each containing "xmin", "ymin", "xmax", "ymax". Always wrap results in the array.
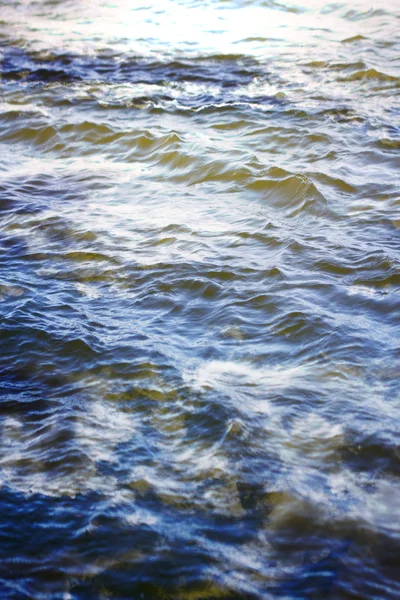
[{"xmin": 0, "ymin": 0, "xmax": 399, "ymax": 598}]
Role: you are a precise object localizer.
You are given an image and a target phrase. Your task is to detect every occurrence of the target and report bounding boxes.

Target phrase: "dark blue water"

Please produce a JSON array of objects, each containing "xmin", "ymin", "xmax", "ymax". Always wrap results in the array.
[{"xmin": 0, "ymin": 0, "xmax": 399, "ymax": 598}]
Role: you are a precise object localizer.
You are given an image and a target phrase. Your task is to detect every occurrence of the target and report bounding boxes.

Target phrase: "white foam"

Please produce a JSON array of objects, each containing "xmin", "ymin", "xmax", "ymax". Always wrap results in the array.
[
  {"xmin": 76, "ymin": 401, "xmax": 135, "ymax": 463},
  {"xmin": 290, "ymin": 413, "xmax": 343, "ymax": 441},
  {"xmin": 74, "ymin": 282, "xmax": 101, "ymax": 299},
  {"xmin": 184, "ymin": 359, "xmax": 306, "ymax": 418},
  {"xmin": 188, "ymin": 359, "xmax": 305, "ymax": 390},
  {"xmin": 348, "ymin": 285, "xmax": 379, "ymax": 297},
  {"xmin": 125, "ymin": 509, "xmax": 159, "ymax": 528},
  {"xmin": 0, "ymin": 403, "xmax": 136, "ymax": 498}
]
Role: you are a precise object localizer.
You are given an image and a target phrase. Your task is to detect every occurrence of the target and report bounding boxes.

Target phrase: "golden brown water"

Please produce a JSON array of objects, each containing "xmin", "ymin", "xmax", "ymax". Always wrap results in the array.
[{"xmin": 0, "ymin": 0, "xmax": 399, "ymax": 598}]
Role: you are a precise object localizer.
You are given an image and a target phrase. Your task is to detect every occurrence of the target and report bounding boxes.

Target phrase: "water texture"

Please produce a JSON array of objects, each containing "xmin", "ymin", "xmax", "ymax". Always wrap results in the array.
[{"xmin": 0, "ymin": 0, "xmax": 399, "ymax": 598}]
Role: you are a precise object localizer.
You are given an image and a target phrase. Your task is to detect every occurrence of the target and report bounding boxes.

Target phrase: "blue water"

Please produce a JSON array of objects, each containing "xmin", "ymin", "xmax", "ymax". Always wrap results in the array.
[{"xmin": 0, "ymin": 0, "xmax": 399, "ymax": 598}]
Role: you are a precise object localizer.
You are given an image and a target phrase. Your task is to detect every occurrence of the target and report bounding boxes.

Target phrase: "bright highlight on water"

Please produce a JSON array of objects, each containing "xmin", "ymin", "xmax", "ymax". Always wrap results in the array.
[{"xmin": 0, "ymin": 0, "xmax": 399, "ymax": 598}]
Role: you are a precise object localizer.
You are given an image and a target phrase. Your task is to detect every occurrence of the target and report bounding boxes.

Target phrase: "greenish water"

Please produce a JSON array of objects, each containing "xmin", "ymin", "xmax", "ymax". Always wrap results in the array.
[{"xmin": 0, "ymin": 1, "xmax": 399, "ymax": 598}]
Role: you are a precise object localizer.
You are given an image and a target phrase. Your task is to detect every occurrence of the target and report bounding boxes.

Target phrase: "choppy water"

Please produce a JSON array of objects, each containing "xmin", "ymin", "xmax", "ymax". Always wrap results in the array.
[{"xmin": 1, "ymin": 0, "xmax": 399, "ymax": 598}]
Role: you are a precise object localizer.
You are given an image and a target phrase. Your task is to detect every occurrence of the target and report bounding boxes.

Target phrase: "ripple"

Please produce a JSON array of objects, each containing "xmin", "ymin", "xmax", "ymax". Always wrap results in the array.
[{"xmin": 338, "ymin": 68, "xmax": 399, "ymax": 83}]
